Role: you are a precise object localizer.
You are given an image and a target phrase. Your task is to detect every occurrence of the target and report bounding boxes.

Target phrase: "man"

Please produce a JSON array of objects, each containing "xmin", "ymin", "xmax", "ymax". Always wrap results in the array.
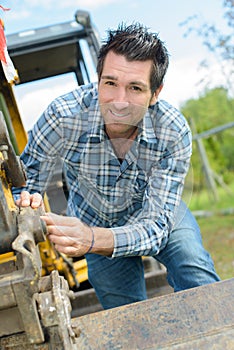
[{"xmin": 14, "ymin": 23, "xmax": 220, "ymax": 309}]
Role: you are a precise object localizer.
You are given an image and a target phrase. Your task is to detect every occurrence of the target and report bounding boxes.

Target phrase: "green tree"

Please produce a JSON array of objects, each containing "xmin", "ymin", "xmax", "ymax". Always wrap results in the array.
[{"xmin": 181, "ymin": 87, "xmax": 234, "ymax": 189}]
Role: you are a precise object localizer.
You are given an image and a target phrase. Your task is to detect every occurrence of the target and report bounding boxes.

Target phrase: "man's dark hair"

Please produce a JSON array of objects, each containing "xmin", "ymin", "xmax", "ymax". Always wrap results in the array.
[{"xmin": 97, "ymin": 22, "xmax": 169, "ymax": 93}]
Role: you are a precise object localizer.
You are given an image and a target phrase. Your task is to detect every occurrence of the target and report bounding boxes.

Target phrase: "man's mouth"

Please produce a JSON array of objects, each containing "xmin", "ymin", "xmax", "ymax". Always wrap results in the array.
[{"xmin": 110, "ymin": 109, "xmax": 130, "ymax": 118}]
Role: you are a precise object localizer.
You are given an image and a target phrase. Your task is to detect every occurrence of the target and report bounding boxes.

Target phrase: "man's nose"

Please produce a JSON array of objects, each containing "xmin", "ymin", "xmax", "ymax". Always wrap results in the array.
[
  {"xmin": 112, "ymin": 88, "xmax": 129, "ymax": 109},
  {"xmin": 113, "ymin": 101, "xmax": 129, "ymax": 110}
]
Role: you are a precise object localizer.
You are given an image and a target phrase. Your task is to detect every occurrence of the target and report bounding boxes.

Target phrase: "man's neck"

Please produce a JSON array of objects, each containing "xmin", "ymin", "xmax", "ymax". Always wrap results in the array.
[{"xmin": 107, "ymin": 127, "xmax": 138, "ymax": 160}]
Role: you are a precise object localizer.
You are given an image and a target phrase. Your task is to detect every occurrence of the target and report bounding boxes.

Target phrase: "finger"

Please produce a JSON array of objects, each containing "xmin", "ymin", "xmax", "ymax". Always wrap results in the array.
[
  {"xmin": 15, "ymin": 198, "xmax": 21, "ymax": 206},
  {"xmin": 40, "ymin": 213, "xmax": 63, "ymax": 227},
  {"xmin": 46, "ymin": 224, "xmax": 69, "ymax": 237},
  {"xmin": 19, "ymin": 191, "xmax": 31, "ymax": 207},
  {"xmin": 53, "ymin": 244, "xmax": 79, "ymax": 256},
  {"xmin": 30, "ymin": 193, "xmax": 43, "ymax": 208},
  {"xmin": 48, "ymin": 231, "xmax": 76, "ymax": 244},
  {"xmin": 41, "ymin": 213, "xmax": 78, "ymax": 227}
]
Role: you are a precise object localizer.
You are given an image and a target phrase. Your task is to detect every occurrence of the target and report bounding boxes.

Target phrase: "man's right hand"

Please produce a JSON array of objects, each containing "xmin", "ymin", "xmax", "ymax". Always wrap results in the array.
[{"xmin": 15, "ymin": 190, "xmax": 44, "ymax": 209}]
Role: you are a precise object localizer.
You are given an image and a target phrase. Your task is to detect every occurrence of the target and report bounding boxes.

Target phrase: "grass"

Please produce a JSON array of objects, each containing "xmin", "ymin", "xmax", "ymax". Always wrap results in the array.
[
  {"xmin": 197, "ymin": 215, "xmax": 234, "ymax": 280},
  {"xmin": 188, "ymin": 180, "xmax": 234, "ymax": 212},
  {"xmin": 186, "ymin": 181, "xmax": 234, "ymax": 280}
]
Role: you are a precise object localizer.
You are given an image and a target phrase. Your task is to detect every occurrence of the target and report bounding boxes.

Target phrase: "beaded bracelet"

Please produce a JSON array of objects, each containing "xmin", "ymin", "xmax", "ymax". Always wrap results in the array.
[{"xmin": 85, "ymin": 226, "xmax": 95, "ymax": 254}]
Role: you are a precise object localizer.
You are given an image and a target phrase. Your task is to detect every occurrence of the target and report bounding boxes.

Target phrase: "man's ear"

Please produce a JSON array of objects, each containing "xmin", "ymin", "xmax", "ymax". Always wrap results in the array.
[{"xmin": 149, "ymin": 85, "xmax": 163, "ymax": 106}]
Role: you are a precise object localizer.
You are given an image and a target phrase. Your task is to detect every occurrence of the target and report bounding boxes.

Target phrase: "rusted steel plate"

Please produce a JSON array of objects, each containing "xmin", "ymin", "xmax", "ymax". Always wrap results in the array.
[
  {"xmin": 71, "ymin": 268, "xmax": 173, "ymax": 318},
  {"xmin": 72, "ymin": 278, "xmax": 234, "ymax": 349}
]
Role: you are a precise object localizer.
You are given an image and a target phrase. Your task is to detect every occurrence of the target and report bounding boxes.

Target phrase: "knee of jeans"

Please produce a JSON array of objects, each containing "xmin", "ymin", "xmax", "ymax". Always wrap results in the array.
[
  {"xmin": 174, "ymin": 202, "xmax": 202, "ymax": 242},
  {"xmin": 163, "ymin": 226, "xmax": 211, "ymax": 269},
  {"xmin": 174, "ymin": 230, "xmax": 205, "ymax": 260}
]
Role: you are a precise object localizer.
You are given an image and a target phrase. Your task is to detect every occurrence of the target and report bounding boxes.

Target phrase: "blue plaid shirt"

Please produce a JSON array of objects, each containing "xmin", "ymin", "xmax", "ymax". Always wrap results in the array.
[{"xmin": 15, "ymin": 82, "xmax": 192, "ymax": 258}]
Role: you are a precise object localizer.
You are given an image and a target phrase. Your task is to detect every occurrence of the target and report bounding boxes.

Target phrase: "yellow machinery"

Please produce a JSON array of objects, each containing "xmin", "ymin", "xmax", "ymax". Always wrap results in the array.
[
  {"xmin": 0, "ymin": 63, "xmax": 88, "ymax": 289},
  {"xmin": 0, "ymin": 10, "xmax": 102, "ymax": 290}
]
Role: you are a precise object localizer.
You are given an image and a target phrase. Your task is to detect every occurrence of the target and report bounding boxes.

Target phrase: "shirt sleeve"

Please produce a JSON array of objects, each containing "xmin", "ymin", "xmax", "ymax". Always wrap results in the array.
[{"xmin": 110, "ymin": 119, "xmax": 192, "ymax": 258}]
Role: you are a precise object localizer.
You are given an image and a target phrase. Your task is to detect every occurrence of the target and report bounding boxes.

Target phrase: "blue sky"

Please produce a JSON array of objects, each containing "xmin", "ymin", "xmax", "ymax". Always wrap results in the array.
[{"xmin": 0, "ymin": 0, "xmax": 229, "ymax": 129}]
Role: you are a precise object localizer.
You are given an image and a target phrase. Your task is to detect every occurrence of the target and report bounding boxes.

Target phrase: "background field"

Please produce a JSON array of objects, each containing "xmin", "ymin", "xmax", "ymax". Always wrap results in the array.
[{"xmin": 189, "ymin": 182, "xmax": 234, "ymax": 280}]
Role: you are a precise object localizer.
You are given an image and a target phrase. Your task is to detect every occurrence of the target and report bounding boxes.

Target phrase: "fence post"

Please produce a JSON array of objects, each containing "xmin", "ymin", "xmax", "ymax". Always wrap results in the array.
[{"xmin": 189, "ymin": 117, "xmax": 219, "ymax": 201}]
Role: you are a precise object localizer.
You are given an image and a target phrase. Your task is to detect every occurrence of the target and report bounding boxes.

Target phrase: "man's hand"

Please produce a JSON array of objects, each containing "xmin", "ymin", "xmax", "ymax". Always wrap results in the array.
[
  {"xmin": 41, "ymin": 213, "xmax": 94, "ymax": 257},
  {"xmin": 41, "ymin": 213, "xmax": 114, "ymax": 257},
  {"xmin": 15, "ymin": 190, "xmax": 43, "ymax": 209},
  {"xmin": 15, "ymin": 192, "xmax": 114, "ymax": 257}
]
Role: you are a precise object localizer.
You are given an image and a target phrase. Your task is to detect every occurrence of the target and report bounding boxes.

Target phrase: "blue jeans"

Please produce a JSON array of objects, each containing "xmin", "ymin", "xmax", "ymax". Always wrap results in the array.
[{"xmin": 86, "ymin": 201, "xmax": 220, "ymax": 309}]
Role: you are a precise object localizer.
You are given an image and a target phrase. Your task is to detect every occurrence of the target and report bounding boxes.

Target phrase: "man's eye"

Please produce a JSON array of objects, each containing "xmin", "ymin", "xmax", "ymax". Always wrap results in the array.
[
  {"xmin": 105, "ymin": 81, "xmax": 115, "ymax": 86},
  {"xmin": 131, "ymin": 86, "xmax": 142, "ymax": 91}
]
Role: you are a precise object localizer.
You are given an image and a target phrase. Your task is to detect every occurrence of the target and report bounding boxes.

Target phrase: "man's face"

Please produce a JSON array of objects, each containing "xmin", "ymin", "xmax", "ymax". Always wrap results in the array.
[{"xmin": 98, "ymin": 51, "xmax": 161, "ymax": 139}]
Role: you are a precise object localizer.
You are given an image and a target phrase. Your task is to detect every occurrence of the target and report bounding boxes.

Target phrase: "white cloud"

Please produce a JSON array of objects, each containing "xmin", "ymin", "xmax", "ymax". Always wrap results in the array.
[
  {"xmin": 160, "ymin": 55, "xmax": 233, "ymax": 108},
  {"xmin": 160, "ymin": 57, "xmax": 203, "ymax": 107},
  {"xmin": 13, "ymin": 74, "xmax": 78, "ymax": 131},
  {"xmin": 5, "ymin": 9, "xmax": 31, "ymax": 20}
]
